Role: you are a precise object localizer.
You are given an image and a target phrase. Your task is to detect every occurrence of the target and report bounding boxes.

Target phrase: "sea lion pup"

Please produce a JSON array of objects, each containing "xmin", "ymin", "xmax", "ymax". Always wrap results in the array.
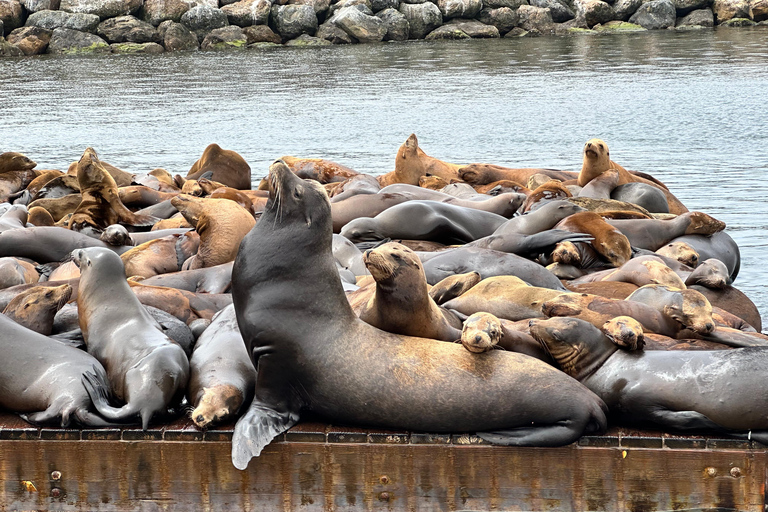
[
  {"xmin": 555, "ymin": 211, "xmax": 631, "ymax": 267},
  {"xmin": 2, "ymin": 284, "xmax": 72, "ymax": 335},
  {"xmin": 601, "ymin": 316, "xmax": 645, "ymax": 350},
  {"xmin": 530, "ymin": 316, "xmax": 768, "ymax": 443},
  {"xmin": 429, "ymin": 271, "xmax": 481, "ymax": 305},
  {"xmin": 27, "ymin": 206, "xmax": 55, "ymax": 226},
  {"xmin": 493, "ymin": 200, "xmax": 585, "ymax": 236},
  {"xmin": 355, "ymin": 242, "xmax": 461, "ymax": 341},
  {"xmin": 188, "ymin": 304, "xmax": 257, "ymax": 429},
  {"xmin": 0, "ymin": 257, "xmax": 39, "ymax": 288},
  {"xmin": 185, "ymin": 143, "xmax": 251, "ymax": 190},
  {"xmin": 121, "ymin": 231, "xmax": 201, "ymax": 279},
  {"xmin": 340, "ymin": 201, "xmax": 507, "ymax": 245},
  {"xmin": 100, "ymin": 224, "xmax": 134, "ymax": 246},
  {"xmin": 656, "ymin": 241, "xmax": 698, "ymax": 268},
  {"xmin": 68, "ymin": 148, "xmax": 158, "ymax": 235},
  {"xmin": 75, "ymin": 248, "xmax": 189, "ymax": 430},
  {"xmin": 443, "ymin": 275, "xmax": 570, "ymax": 322},
  {"xmin": 0, "ymin": 314, "xmax": 116, "ymax": 427},
  {"xmin": 0, "ymin": 151, "xmax": 36, "ymax": 173},
  {"xmin": 458, "ymin": 164, "xmax": 576, "ymax": 187},
  {"xmin": 467, "ymin": 229, "xmax": 594, "ymax": 260},
  {"xmin": 376, "ymin": 134, "xmax": 463, "ymax": 187},
  {"xmin": 170, "ymin": 195, "xmax": 255, "ymax": 269},
  {"xmin": 139, "ymin": 261, "xmax": 233, "ymax": 294},
  {"xmin": 606, "ymin": 212, "xmax": 725, "ymax": 252},
  {"xmin": 578, "ymin": 169, "xmax": 619, "ymax": 199},
  {"xmin": 521, "ymin": 180, "xmax": 572, "ymax": 212},
  {"xmin": 229, "ymin": 160, "xmax": 607, "ymax": 469}
]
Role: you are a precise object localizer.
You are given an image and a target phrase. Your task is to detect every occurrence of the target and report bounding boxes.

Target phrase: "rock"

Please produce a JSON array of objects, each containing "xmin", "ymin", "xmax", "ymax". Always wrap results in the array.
[
  {"xmin": 375, "ymin": 6, "xmax": 408, "ymax": 38},
  {"xmin": 0, "ymin": 34, "xmax": 24, "ymax": 54},
  {"xmin": 47, "ymin": 26, "xmax": 109, "ymax": 52},
  {"xmin": 163, "ymin": 19, "xmax": 198, "ymax": 48},
  {"xmin": 327, "ymin": 0, "xmax": 371, "ymax": 18},
  {"xmin": 221, "ymin": 0, "xmax": 271, "ymax": 27},
  {"xmin": 97, "ymin": 15, "xmax": 160, "ymax": 42},
  {"xmin": 370, "ymin": 0, "xmax": 396, "ymax": 12},
  {"xmin": 316, "ymin": 19, "xmax": 353, "ymax": 40},
  {"xmin": 400, "ymin": 0, "xmax": 427, "ymax": 4},
  {"xmin": 26, "ymin": 9, "xmax": 100, "ymax": 31},
  {"xmin": 612, "ymin": 0, "xmax": 641, "ymax": 19},
  {"xmin": 437, "ymin": 0, "xmax": 482, "ymax": 19},
  {"xmin": 676, "ymin": 6, "xmax": 713, "ymax": 23},
  {"xmin": 445, "ymin": 17, "xmax": 500, "ymax": 35},
  {"xmin": 332, "ymin": 5, "xmax": 386, "ymax": 41},
  {"xmin": 711, "ymin": 0, "xmax": 749, "ymax": 19},
  {"xmin": 718, "ymin": 13, "xmax": 754, "ymax": 21},
  {"xmin": 181, "ymin": 4, "xmax": 228, "ymax": 41},
  {"xmin": 484, "ymin": 0, "xmax": 526, "ymax": 8},
  {"xmin": 141, "ymin": 0, "xmax": 217, "ymax": 26},
  {"xmin": 284, "ymin": 32, "xmax": 329, "ymax": 43},
  {"xmin": 517, "ymin": 4, "xmax": 556, "ymax": 31},
  {"xmin": 530, "ymin": 0, "xmax": 574, "ymax": 20},
  {"xmin": 751, "ymin": 0, "xmax": 768, "ymax": 19},
  {"xmin": 425, "ymin": 23, "xmax": 469, "ymax": 36},
  {"xmin": 20, "ymin": 0, "xmax": 60, "ymax": 13},
  {"xmin": 477, "ymin": 6, "xmax": 518, "ymax": 33},
  {"xmin": 0, "ymin": 0, "xmax": 24, "ymax": 33},
  {"xmin": 398, "ymin": 1, "xmax": 441, "ymax": 37},
  {"xmin": 562, "ymin": 24, "xmax": 597, "ymax": 31},
  {"xmin": 0, "ymin": 19, "xmax": 3, "ymax": 36},
  {"xmin": 288, "ymin": 0, "xmax": 330, "ymax": 16},
  {"xmin": 594, "ymin": 18, "xmax": 645, "ymax": 28},
  {"xmin": 673, "ymin": 0, "xmax": 710, "ymax": 15},
  {"xmin": 575, "ymin": 0, "xmax": 615, "ymax": 25},
  {"xmin": 269, "ymin": 4, "xmax": 317, "ymax": 39},
  {"xmin": 200, "ymin": 24, "xmax": 245, "ymax": 46},
  {"xmin": 7, "ymin": 25, "xmax": 52, "ymax": 53},
  {"xmin": 242, "ymin": 22, "xmax": 280, "ymax": 41},
  {"xmin": 110, "ymin": 40, "xmax": 164, "ymax": 51},
  {"xmin": 157, "ymin": 17, "xmax": 171, "ymax": 35},
  {"xmin": 629, "ymin": 0, "xmax": 675, "ymax": 27},
  {"xmin": 60, "ymin": 0, "xmax": 142, "ymax": 19}
]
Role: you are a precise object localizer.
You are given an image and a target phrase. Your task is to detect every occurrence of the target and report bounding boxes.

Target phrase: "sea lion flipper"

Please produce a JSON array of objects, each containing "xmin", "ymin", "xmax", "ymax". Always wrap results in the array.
[
  {"xmin": 476, "ymin": 422, "xmax": 592, "ymax": 447},
  {"xmin": 231, "ymin": 400, "xmax": 299, "ymax": 470},
  {"xmin": 648, "ymin": 409, "xmax": 724, "ymax": 431}
]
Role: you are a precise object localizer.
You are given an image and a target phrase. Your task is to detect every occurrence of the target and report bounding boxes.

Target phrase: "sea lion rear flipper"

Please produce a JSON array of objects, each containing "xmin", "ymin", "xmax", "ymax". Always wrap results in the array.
[
  {"xmin": 648, "ymin": 409, "xmax": 724, "ymax": 431},
  {"xmin": 81, "ymin": 369, "xmax": 141, "ymax": 424},
  {"xmin": 231, "ymin": 399, "xmax": 299, "ymax": 470},
  {"xmin": 477, "ymin": 422, "xmax": 592, "ymax": 447}
]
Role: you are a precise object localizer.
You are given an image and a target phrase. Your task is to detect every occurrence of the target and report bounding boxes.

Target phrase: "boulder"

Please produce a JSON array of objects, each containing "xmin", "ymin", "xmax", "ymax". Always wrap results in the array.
[
  {"xmin": 718, "ymin": 13, "xmax": 754, "ymax": 20},
  {"xmin": 97, "ymin": 15, "xmax": 160, "ymax": 42},
  {"xmin": 750, "ymin": 0, "xmax": 768, "ymax": 19},
  {"xmin": 530, "ymin": 0, "xmax": 574, "ymax": 20},
  {"xmin": 0, "ymin": 34, "xmax": 24, "ymax": 54},
  {"xmin": 445, "ymin": 17, "xmax": 500, "ymax": 34},
  {"xmin": 221, "ymin": 0, "xmax": 271, "ymax": 27},
  {"xmin": 370, "ymin": 0, "xmax": 396, "ymax": 12},
  {"xmin": 316, "ymin": 19, "xmax": 353, "ymax": 41},
  {"xmin": 673, "ymin": 0, "xmax": 710, "ymax": 15},
  {"xmin": 141, "ymin": 0, "xmax": 217, "ymax": 26},
  {"xmin": 425, "ymin": 23, "xmax": 470, "ymax": 36},
  {"xmin": 332, "ymin": 4, "xmax": 386, "ymax": 40},
  {"xmin": 110, "ymin": 40, "xmax": 164, "ymax": 51},
  {"xmin": 629, "ymin": 0, "xmax": 675, "ymax": 27},
  {"xmin": 200, "ymin": 24, "xmax": 245, "ymax": 47},
  {"xmin": 575, "ymin": 0, "xmax": 615, "ymax": 25},
  {"xmin": 20, "ymin": 0, "xmax": 60, "ymax": 13},
  {"xmin": 7, "ymin": 25, "xmax": 52, "ymax": 53},
  {"xmin": 477, "ymin": 6, "xmax": 518, "ymax": 33},
  {"xmin": 675, "ymin": 6, "xmax": 713, "ymax": 24},
  {"xmin": 398, "ymin": 1, "xmax": 441, "ymax": 37},
  {"xmin": 288, "ymin": 0, "xmax": 330, "ymax": 15},
  {"xmin": 0, "ymin": 19, "xmax": 3, "ymax": 36},
  {"xmin": 327, "ymin": 0, "xmax": 370, "ymax": 18},
  {"xmin": 594, "ymin": 18, "xmax": 645, "ymax": 28},
  {"xmin": 269, "ymin": 4, "xmax": 317, "ymax": 39},
  {"xmin": 437, "ymin": 0, "xmax": 482, "ymax": 18},
  {"xmin": 60, "ymin": 0, "xmax": 142, "ymax": 19},
  {"xmin": 711, "ymin": 0, "xmax": 749, "ymax": 19},
  {"xmin": 242, "ymin": 22, "xmax": 281, "ymax": 41},
  {"xmin": 47, "ymin": 26, "xmax": 109, "ymax": 52},
  {"xmin": 26, "ymin": 9, "xmax": 100, "ymax": 31},
  {"xmin": 400, "ymin": 0, "xmax": 428, "ymax": 4},
  {"xmin": 612, "ymin": 0, "xmax": 641, "ymax": 19},
  {"xmin": 375, "ymin": 6, "xmax": 408, "ymax": 39},
  {"xmin": 163, "ymin": 19, "xmax": 198, "ymax": 48},
  {"xmin": 284, "ymin": 32, "xmax": 329, "ymax": 43},
  {"xmin": 0, "ymin": 0, "xmax": 24, "ymax": 33},
  {"xmin": 484, "ymin": 0, "xmax": 526, "ymax": 8},
  {"xmin": 181, "ymin": 4, "xmax": 228, "ymax": 41},
  {"xmin": 517, "ymin": 4, "xmax": 556, "ymax": 31}
]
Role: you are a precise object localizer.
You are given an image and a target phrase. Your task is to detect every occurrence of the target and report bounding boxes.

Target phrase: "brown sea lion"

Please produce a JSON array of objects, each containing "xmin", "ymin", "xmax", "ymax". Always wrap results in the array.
[
  {"xmin": 128, "ymin": 282, "xmax": 232, "ymax": 324},
  {"xmin": 601, "ymin": 316, "xmax": 645, "ymax": 350},
  {"xmin": 0, "ymin": 169, "xmax": 40, "ymax": 203},
  {"xmin": 186, "ymin": 143, "xmax": 251, "ymax": 190},
  {"xmin": 563, "ymin": 280, "xmax": 639, "ymax": 300},
  {"xmin": 572, "ymin": 255, "xmax": 686, "ymax": 289},
  {"xmin": 67, "ymin": 159, "xmax": 135, "ymax": 188},
  {"xmin": 689, "ymin": 284, "xmax": 761, "ymax": 333},
  {"xmin": 279, "ymin": 156, "xmax": 359, "ymax": 184},
  {"xmin": 567, "ymin": 197, "xmax": 653, "ymax": 218},
  {"xmin": 459, "ymin": 312, "xmax": 556, "ymax": 363},
  {"xmin": 27, "ymin": 206, "xmax": 55, "ymax": 226},
  {"xmin": 377, "ymin": 134, "xmax": 462, "ymax": 186},
  {"xmin": 607, "ymin": 212, "xmax": 726, "ymax": 252},
  {"xmin": 28, "ymin": 194, "xmax": 82, "ymax": 222},
  {"xmin": 458, "ymin": 163, "xmax": 576, "ymax": 187},
  {"xmin": 208, "ymin": 186, "xmax": 256, "ymax": 214},
  {"xmin": 99, "ymin": 224, "xmax": 134, "ymax": 246},
  {"xmin": 471, "ymin": 180, "xmax": 529, "ymax": 195},
  {"xmin": 428, "ymin": 271, "xmax": 481, "ymax": 305},
  {"xmin": 0, "ymin": 152, "xmax": 36, "ymax": 173},
  {"xmin": 136, "ymin": 168, "xmax": 181, "ymax": 192},
  {"xmin": 13, "ymin": 169, "xmax": 64, "ymax": 201},
  {"xmin": 32, "ymin": 174, "xmax": 80, "ymax": 201},
  {"xmin": 418, "ymin": 174, "xmax": 451, "ymax": 190},
  {"xmin": 0, "ymin": 257, "xmax": 39, "ymax": 289},
  {"xmin": 2, "ymin": 284, "xmax": 72, "ymax": 335},
  {"xmin": 555, "ymin": 211, "xmax": 631, "ymax": 267},
  {"xmin": 48, "ymin": 261, "xmax": 81, "ymax": 281},
  {"xmin": 522, "ymin": 180, "xmax": 572, "ymax": 212},
  {"xmin": 328, "ymin": 174, "xmax": 381, "ymax": 202},
  {"xmin": 151, "ymin": 214, "xmax": 193, "ymax": 231},
  {"xmin": 121, "ymin": 232, "xmax": 201, "ymax": 279},
  {"xmin": 656, "ymin": 241, "xmax": 699, "ymax": 268}
]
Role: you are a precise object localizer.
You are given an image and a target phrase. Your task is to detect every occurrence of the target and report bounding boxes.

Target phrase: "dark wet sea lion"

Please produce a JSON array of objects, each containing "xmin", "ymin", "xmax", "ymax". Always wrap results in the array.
[
  {"xmin": 578, "ymin": 169, "xmax": 619, "ymax": 199},
  {"xmin": 606, "ymin": 212, "xmax": 725, "ymax": 252},
  {"xmin": 2, "ymin": 283, "xmax": 72, "ymax": 335},
  {"xmin": 0, "ymin": 226, "xmax": 133, "ymax": 263},
  {"xmin": 428, "ymin": 271, "xmax": 481, "ymax": 305},
  {"xmin": 611, "ymin": 182, "xmax": 669, "ymax": 213},
  {"xmin": 0, "ymin": 204, "xmax": 28, "ymax": 232},
  {"xmin": 493, "ymin": 200, "xmax": 585, "ymax": 236},
  {"xmin": 139, "ymin": 261, "xmax": 233, "ymax": 294},
  {"xmin": 669, "ymin": 232, "xmax": 741, "ymax": 280},
  {"xmin": 186, "ymin": 143, "xmax": 252, "ymax": 190},
  {"xmin": 229, "ymin": 160, "xmax": 607, "ymax": 469}
]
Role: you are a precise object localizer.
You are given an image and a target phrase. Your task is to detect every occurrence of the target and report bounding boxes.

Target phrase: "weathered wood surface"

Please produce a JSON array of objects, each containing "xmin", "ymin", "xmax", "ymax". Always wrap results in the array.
[{"xmin": 0, "ymin": 414, "xmax": 765, "ymax": 511}]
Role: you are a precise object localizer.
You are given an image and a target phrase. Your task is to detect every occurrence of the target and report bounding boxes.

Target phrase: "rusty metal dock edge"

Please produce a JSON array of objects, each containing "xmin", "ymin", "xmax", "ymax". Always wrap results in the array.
[{"xmin": 0, "ymin": 413, "xmax": 765, "ymax": 512}]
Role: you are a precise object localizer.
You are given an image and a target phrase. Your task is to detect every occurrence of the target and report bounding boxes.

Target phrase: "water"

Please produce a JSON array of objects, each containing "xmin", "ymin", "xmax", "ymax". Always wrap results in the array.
[{"xmin": 1, "ymin": 28, "xmax": 766, "ymax": 325}]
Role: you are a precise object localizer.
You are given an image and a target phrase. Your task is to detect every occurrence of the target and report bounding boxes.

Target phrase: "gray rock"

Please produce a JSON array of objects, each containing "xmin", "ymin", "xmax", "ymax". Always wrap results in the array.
[
  {"xmin": 269, "ymin": 4, "xmax": 317, "ymax": 39},
  {"xmin": 370, "ymin": 0, "xmax": 396, "ymax": 12},
  {"xmin": 398, "ymin": 1, "xmax": 441, "ymax": 37},
  {"xmin": 47, "ymin": 26, "xmax": 109, "ymax": 52},
  {"xmin": 575, "ymin": 0, "xmax": 615, "ymax": 25},
  {"xmin": 445, "ymin": 17, "xmax": 500, "ymax": 35},
  {"xmin": 26, "ymin": 9, "xmax": 101, "ymax": 31},
  {"xmin": 438, "ymin": 0, "xmax": 482, "ymax": 18},
  {"xmin": 110, "ymin": 40, "xmax": 164, "ymax": 51},
  {"xmin": 375, "ymin": 6, "xmax": 408, "ymax": 38},
  {"xmin": 141, "ymin": 0, "xmax": 217, "ymax": 26},
  {"xmin": 284, "ymin": 32, "xmax": 329, "ymax": 43},
  {"xmin": 20, "ymin": 0, "xmax": 60, "ymax": 13},
  {"xmin": 612, "ymin": 0, "xmax": 641, "ymax": 19},
  {"xmin": 718, "ymin": 14, "xmax": 754, "ymax": 21},
  {"xmin": 288, "ymin": 0, "xmax": 330, "ymax": 16},
  {"xmin": 7, "ymin": 25, "xmax": 52, "ymax": 53},
  {"xmin": 484, "ymin": 0, "xmax": 526, "ymax": 8},
  {"xmin": 163, "ymin": 19, "xmax": 198, "ymax": 48},
  {"xmin": 327, "ymin": 0, "xmax": 371, "ymax": 18},
  {"xmin": 673, "ymin": 0, "xmax": 710, "ymax": 15},
  {"xmin": 425, "ymin": 23, "xmax": 470, "ymax": 36},
  {"xmin": 242, "ymin": 22, "xmax": 281, "ymax": 41},
  {"xmin": 751, "ymin": 0, "xmax": 768, "ymax": 20},
  {"xmin": 97, "ymin": 14, "xmax": 160, "ymax": 42},
  {"xmin": 629, "ymin": 0, "xmax": 675, "ymax": 27},
  {"xmin": 530, "ymin": 0, "xmax": 574, "ymax": 20},
  {"xmin": 477, "ymin": 6, "xmax": 518, "ymax": 33},
  {"xmin": 332, "ymin": 5, "xmax": 386, "ymax": 41},
  {"xmin": 0, "ymin": 34, "xmax": 24, "ymax": 54},
  {"xmin": 201, "ymin": 24, "xmax": 246, "ymax": 47},
  {"xmin": 0, "ymin": 0, "xmax": 24, "ymax": 33},
  {"xmin": 594, "ymin": 18, "xmax": 645, "ymax": 27},
  {"xmin": 400, "ymin": 0, "xmax": 428, "ymax": 4},
  {"xmin": 503, "ymin": 24, "xmax": 527, "ymax": 33},
  {"xmin": 675, "ymin": 6, "xmax": 713, "ymax": 23},
  {"xmin": 316, "ymin": 19, "xmax": 353, "ymax": 40},
  {"xmin": 181, "ymin": 4, "xmax": 228, "ymax": 42},
  {"xmin": 712, "ymin": 0, "xmax": 749, "ymax": 20},
  {"xmin": 60, "ymin": 0, "xmax": 142, "ymax": 19},
  {"xmin": 156, "ymin": 17, "xmax": 171, "ymax": 36},
  {"xmin": 221, "ymin": 0, "xmax": 271, "ymax": 27},
  {"xmin": 517, "ymin": 4, "xmax": 556, "ymax": 31},
  {"xmin": 0, "ymin": 19, "xmax": 4, "ymax": 36}
]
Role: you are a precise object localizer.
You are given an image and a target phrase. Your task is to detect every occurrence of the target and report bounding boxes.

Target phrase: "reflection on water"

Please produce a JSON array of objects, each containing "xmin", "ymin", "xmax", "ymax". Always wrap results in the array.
[{"xmin": 1, "ymin": 28, "xmax": 767, "ymax": 323}]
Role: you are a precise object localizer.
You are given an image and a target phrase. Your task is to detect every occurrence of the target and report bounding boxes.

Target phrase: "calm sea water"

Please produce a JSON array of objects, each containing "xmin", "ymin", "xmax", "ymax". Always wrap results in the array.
[{"xmin": 1, "ymin": 28, "xmax": 766, "ymax": 325}]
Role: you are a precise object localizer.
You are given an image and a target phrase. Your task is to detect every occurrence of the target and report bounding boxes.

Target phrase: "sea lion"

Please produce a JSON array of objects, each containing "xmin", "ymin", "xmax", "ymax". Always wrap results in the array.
[
  {"xmin": 128, "ymin": 282, "xmax": 232, "ymax": 324},
  {"xmin": 377, "ymin": 134, "xmax": 463, "ymax": 186},
  {"xmin": 571, "ymin": 255, "xmax": 686, "ymax": 289},
  {"xmin": 418, "ymin": 175, "xmax": 451, "ymax": 190},
  {"xmin": 136, "ymin": 168, "xmax": 180, "ymax": 193},
  {"xmin": 2, "ymin": 283, "xmax": 72, "ymax": 335},
  {"xmin": 68, "ymin": 148, "xmax": 157, "ymax": 234},
  {"xmin": 458, "ymin": 163, "xmax": 576, "ymax": 186},
  {"xmin": 473, "ymin": 180, "xmax": 529, "ymax": 195},
  {"xmin": 578, "ymin": 169, "xmax": 619, "ymax": 199},
  {"xmin": 67, "ymin": 158, "xmax": 135, "ymax": 188},
  {"xmin": 0, "ymin": 257, "xmax": 39, "ymax": 289},
  {"xmin": 32, "ymin": 175, "xmax": 80, "ymax": 200},
  {"xmin": 139, "ymin": 261, "xmax": 233, "ymax": 294},
  {"xmin": 606, "ymin": 212, "xmax": 725, "ymax": 252},
  {"xmin": 0, "ymin": 169, "xmax": 40, "ymax": 203},
  {"xmin": 428, "ymin": 271, "xmax": 481, "ymax": 305},
  {"xmin": 467, "ymin": 229, "xmax": 594, "ymax": 259},
  {"xmin": 332, "ymin": 234, "xmax": 369, "ymax": 276},
  {"xmin": 682, "ymin": 258, "xmax": 731, "ymax": 289},
  {"xmin": 10, "ymin": 169, "xmax": 63, "ymax": 204},
  {"xmin": 0, "ymin": 226, "xmax": 132, "ymax": 263},
  {"xmin": 121, "ymin": 232, "xmax": 201, "ymax": 279},
  {"xmin": 563, "ymin": 280, "xmax": 639, "ymax": 300},
  {"xmin": 75, "ymin": 248, "xmax": 190, "ymax": 430},
  {"xmin": 689, "ymin": 284, "xmax": 761, "ymax": 333},
  {"xmin": 625, "ymin": 285, "xmax": 714, "ymax": 335},
  {"xmin": 555, "ymin": 212, "xmax": 631, "ymax": 267},
  {"xmin": 100, "ymin": 224, "xmax": 134, "ymax": 246},
  {"xmin": 656, "ymin": 241, "xmax": 698, "ymax": 268},
  {"xmin": 611, "ymin": 182, "xmax": 670, "ymax": 214},
  {"xmin": 0, "ymin": 151, "xmax": 36, "ymax": 173},
  {"xmin": 493, "ymin": 200, "xmax": 585, "ymax": 236},
  {"xmin": 460, "ymin": 312, "xmax": 555, "ymax": 363},
  {"xmin": 208, "ymin": 185, "xmax": 256, "ymax": 214},
  {"xmin": 328, "ymin": 174, "xmax": 381, "ymax": 202},
  {"xmin": 0, "ymin": 313, "xmax": 115, "ymax": 427},
  {"xmin": 279, "ymin": 156, "xmax": 359, "ymax": 184},
  {"xmin": 186, "ymin": 143, "xmax": 252, "ymax": 190},
  {"xmin": 229, "ymin": 160, "xmax": 607, "ymax": 469},
  {"xmin": 376, "ymin": 184, "xmax": 525, "ymax": 216},
  {"xmin": 118, "ymin": 186, "xmax": 178, "ymax": 208},
  {"xmin": 0, "ymin": 204, "xmax": 28, "ymax": 232},
  {"xmin": 530, "ymin": 316, "xmax": 768, "ymax": 443},
  {"xmin": 27, "ymin": 206, "xmax": 55, "ymax": 226},
  {"xmin": 668, "ymin": 232, "xmax": 741, "ymax": 280},
  {"xmin": 188, "ymin": 304, "xmax": 257, "ymax": 428},
  {"xmin": 521, "ymin": 180, "xmax": 572, "ymax": 212},
  {"xmin": 28, "ymin": 194, "xmax": 83, "ymax": 222},
  {"xmin": 601, "ymin": 316, "xmax": 645, "ymax": 350},
  {"xmin": 567, "ymin": 197, "xmax": 653, "ymax": 218}
]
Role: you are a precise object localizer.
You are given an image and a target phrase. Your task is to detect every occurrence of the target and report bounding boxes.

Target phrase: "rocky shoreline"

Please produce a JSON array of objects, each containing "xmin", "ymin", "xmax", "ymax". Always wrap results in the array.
[{"xmin": 0, "ymin": 0, "xmax": 766, "ymax": 56}]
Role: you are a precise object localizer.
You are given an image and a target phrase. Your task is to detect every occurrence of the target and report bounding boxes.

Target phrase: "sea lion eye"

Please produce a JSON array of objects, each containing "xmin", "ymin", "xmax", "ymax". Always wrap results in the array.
[{"xmin": 293, "ymin": 188, "xmax": 303, "ymax": 199}]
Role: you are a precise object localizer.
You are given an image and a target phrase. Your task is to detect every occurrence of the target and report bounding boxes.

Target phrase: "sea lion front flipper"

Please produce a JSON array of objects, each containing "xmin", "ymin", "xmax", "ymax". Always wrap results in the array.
[
  {"xmin": 648, "ymin": 409, "xmax": 725, "ymax": 431},
  {"xmin": 477, "ymin": 422, "xmax": 592, "ymax": 447},
  {"xmin": 699, "ymin": 328, "xmax": 768, "ymax": 348},
  {"xmin": 231, "ymin": 399, "xmax": 299, "ymax": 470}
]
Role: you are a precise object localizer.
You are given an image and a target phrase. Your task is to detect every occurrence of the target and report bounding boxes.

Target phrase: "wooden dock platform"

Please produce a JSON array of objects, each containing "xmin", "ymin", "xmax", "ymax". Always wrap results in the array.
[{"xmin": 0, "ymin": 413, "xmax": 764, "ymax": 511}]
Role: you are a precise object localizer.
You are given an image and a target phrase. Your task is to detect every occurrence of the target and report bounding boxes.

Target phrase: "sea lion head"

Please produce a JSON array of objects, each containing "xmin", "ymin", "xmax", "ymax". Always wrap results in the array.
[
  {"xmin": 461, "ymin": 312, "xmax": 502, "ymax": 353},
  {"xmin": 552, "ymin": 241, "xmax": 581, "ymax": 266},
  {"xmin": 263, "ymin": 159, "xmax": 330, "ymax": 231},
  {"xmin": 457, "ymin": 164, "xmax": 484, "ymax": 185},
  {"xmin": 339, "ymin": 217, "xmax": 382, "ymax": 243},
  {"xmin": 72, "ymin": 247, "xmax": 125, "ymax": 278},
  {"xmin": 191, "ymin": 385, "xmax": 243, "ymax": 428},
  {"xmin": 684, "ymin": 211, "xmax": 726, "ymax": 236},
  {"xmin": 637, "ymin": 285, "xmax": 715, "ymax": 335},
  {"xmin": 362, "ymin": 242, "xmax": 421, "ymax": 286},
  {"xmin": 419, "ymin": 174, "xmax": 450, "ymax": 190},
  {"xmin": 100, "ymin": 224, "xmax": 134, "ymax": 246},
  {"xmin": 656, "ymin": 242, "xmax": 698, "ymax": 268},
  {"xmin": 601, "ymin": 316, "xmax": 645, "ymax": 351},
  {"xmin": 685, "ymin": 258, "xmax": 731, "ymax": 289},
  {"xmin": 541, "ymin": 293, "xmax": 585, "ymax": 318},
  {"xmin": 599, "ymin": 231, "xmax": 631, "ymax": 267},
  {"xmin": 76, "ymin": 147, "xmax": 117, "ymax": 192},
  {"xmin": 0, "ymin": 152, "xmax": 37, "ymax": 173},
  {"xmin": 639, "ymin": 259, "xmax": 686, "ymax": 289},
  {"xmin": 583, "ymin": 139, "xmax": 610, "ymax": 167}
]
